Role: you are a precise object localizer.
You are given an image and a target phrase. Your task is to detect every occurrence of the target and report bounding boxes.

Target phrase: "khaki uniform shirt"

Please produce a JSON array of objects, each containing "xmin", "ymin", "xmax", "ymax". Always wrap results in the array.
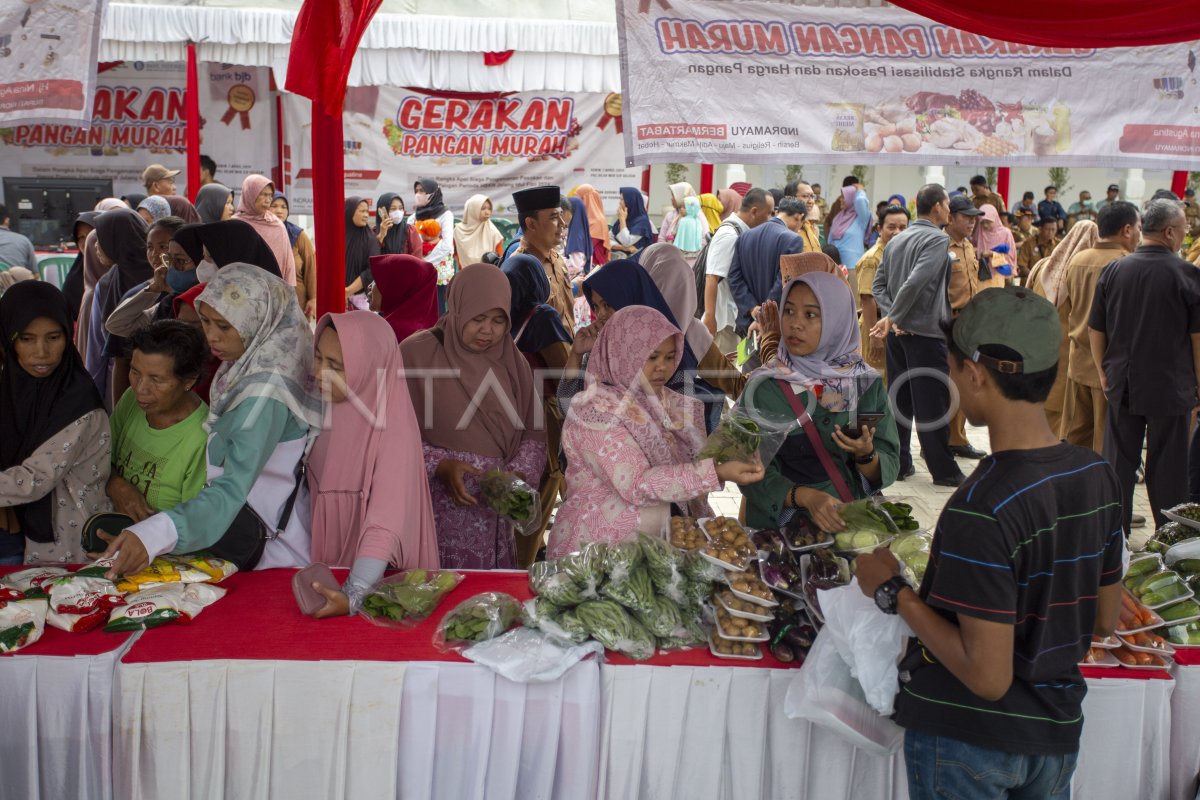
[
  {"xmin": 1060, "ymin": 241, "xmax": 1129, "ymax": 388},
  {"xmin": 516, "ymin": 237, "xmax": 575, "ymax": 331},
  {"xmin": 1018, "ymin": 235, "xmax": 1059, "ymax": 280},
  {"xmin": 972, "ymin": 191, "xmax": 1006, "ymax": 219},
  {"xmin": 947, "ymin": 238, "xmax": 979, "ymax": 313}
]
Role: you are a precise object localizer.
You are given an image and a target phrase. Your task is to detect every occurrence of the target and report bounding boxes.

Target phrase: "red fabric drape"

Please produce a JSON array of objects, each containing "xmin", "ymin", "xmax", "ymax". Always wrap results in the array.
[
  {"xmin": 185, "ymin": 43, "xmax": 202, "ymax": 203},
  {"xmin": 997, "ymin": 167, "xmax": 1010, "ymax": 207},
  {"xmin": 483, "ymin": 51, "xmax": 514, "ymax": 67},
  {"xmin": 699, "ymin": 164, "xmax": 714, "ymax": 195},
  {"xmin": 1172, "ymin": 171, "xmax": 1189, "ymax": 199},
  {"xmin": 888, "ymin": 0, "xmax": 1200, "ymax": 47},
  {"xmin": 313, "ymin": 103, "xmax": 346, "ymax": 319},
  {"xmin": 284, "ymin": 0, "xmax": 384, "ymax": 118}
]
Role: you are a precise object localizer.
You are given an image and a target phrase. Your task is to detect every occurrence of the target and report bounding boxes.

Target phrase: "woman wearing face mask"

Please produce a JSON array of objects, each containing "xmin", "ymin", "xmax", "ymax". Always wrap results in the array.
[
  {"xmin": 172, "ymin": 219, "xmax": 282, "ymax": 282},
  {"xmin": 409, "ymin": 178, "xmax": 454, "ymax": 267},
  {"xmin": 399, "ymin": 263, "xmax": 546, "ymax": 569},
  {"xmin": 453, "ymin": 194, "xmax": 504, "ymax": 267},
  {"xmin": 549, "ymin": 306, "xmax": 763, "ymax": 558},
  {"xmin": 303, "ymin": 311, "xmax": 440, "ymax": 617},
  {"xmin": 107, "ymin": 320, "xmax": 209, "ymax": 523},
  {"xmin": 270, "ymin": 192, "xmax": 316, "ymax": 319},
  {"xmin": 90, "ymin": 265, "xmax": 321, "ymax": 577},
  {"xmin": 375, "ymin": 192, "xmax": 420, "ymax": 256},
  {"xmin": 0, "ymin": 282, "xmax": 111, "ymax": 565},
  {"xmin": 342, "ymin": 197, "xmax": 381, "ymax": 310},
  {"xmin": 740, "ymin": 273, "xmax": 901, "ymax": 532},
  {"xmin": 194, "ymin": 183, "xmax": 235, "ymax": 224},
  {"xmin": 233, "ymin": 174, "xmax": 297, "ymax": 287}
]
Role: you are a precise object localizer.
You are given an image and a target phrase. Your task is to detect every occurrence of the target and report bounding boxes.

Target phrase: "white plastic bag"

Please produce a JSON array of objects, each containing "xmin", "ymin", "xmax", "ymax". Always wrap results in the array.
[
  {"xmin": 783, "ymin": 630, "xmax": 905, "ymax": 756},
  {"xmin": 463, "ymin": 626, "xmax": 603, "ymax": 683},
  {"xmin": 818, "ymin": 581, "xmax": 913, "ymax": 715}
]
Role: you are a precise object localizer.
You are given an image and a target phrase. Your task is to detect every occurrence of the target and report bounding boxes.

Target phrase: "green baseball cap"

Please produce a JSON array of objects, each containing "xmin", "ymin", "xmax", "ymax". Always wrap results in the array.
[{"xmin": 952, "ymin": 286, "xmax": 1060, "ymax": 374}]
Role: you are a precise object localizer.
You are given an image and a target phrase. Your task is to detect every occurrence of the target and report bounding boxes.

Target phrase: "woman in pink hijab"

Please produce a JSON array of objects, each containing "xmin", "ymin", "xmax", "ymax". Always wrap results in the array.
[
  {"xmin": 304, "ymin": 310, "xmax": 439, "ymax": 618},
  {"xmin": 233, "ymin": 174, "xmax": 297, "ymax": 287},
  {"xmin": 975, "ymin": 204, "xmax": 1018, "ymax": 290}
]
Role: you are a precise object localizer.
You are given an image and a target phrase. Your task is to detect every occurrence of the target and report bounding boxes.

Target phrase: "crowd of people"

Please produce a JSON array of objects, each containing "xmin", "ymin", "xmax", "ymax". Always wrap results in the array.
[{"xmin": 2, "ymin": 158, "xmax": 1199, "ymax": 795}]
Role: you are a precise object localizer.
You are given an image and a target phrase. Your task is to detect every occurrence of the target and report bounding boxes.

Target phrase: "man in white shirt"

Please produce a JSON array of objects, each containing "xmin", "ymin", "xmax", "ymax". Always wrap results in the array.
[{"xmin": 702, "ymin": 187, "xmax": 772, "ymax": 355}]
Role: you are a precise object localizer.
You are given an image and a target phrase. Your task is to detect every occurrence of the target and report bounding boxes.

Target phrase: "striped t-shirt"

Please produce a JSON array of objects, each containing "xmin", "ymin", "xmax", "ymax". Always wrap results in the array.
[{"xmin": 892, "ymin": 443, "xmax": 1124, "ymax": 755}]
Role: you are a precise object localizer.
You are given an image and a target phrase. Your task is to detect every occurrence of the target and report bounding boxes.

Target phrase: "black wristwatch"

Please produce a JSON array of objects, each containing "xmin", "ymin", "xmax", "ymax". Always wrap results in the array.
[
  {"xmin": 874, "ymin": 576, "xmax": 908, "ymax": 615},
  {"xmin": 854, "ymin": 449, "xmax": 877, "ymax": 465}
]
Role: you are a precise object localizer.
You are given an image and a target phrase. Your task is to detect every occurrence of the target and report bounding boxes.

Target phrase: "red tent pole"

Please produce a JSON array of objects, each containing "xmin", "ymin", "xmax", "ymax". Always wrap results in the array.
[
  {"xmin": 313, "ymin": 102, "xmax": 345, "ymax": 319},
  {"xmin": 997, "ymin": 167, "xmax": 1010, "ymax": 207},
  {"xmin": 185, "ymin": 43, "xmax": 202, "ymax": 202},
  {"xmin": 700, "ymin": 164, "xmax": 714, "ymax": 195},
  {"xmin": 1172, "ymin": 170, "xmax": 1189, "ymax": 199}
]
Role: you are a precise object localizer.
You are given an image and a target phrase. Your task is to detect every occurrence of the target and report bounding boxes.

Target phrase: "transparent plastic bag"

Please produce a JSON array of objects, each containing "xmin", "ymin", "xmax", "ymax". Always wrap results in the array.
[
  {"xmin": 783, "ymin": 629, "xmax": 905, "ymax": 756},
  {"xmin": 557, "ymin": 541, "xmax": 607, "ymax": 599},
  {"xmin": 698, "ymin": 397, "xmax": 794, "ymax": 466},
  {"xmin": 358, "ymin": 569, "xmax": 463, "ymax": 629},
  {"xmin": 0, "ymin": 597, "xmax": 48, "ymax": 653},
  {"xmin": 435, "ymin": 592, "xmax": 523, "ymax": 651},
  {"xmin": 523, "ymin": 597, "xmax": 588, "ymax": 645},
  {"xmin": 574, "ymin": 598, "xmax": 656, "ymax": 661},
  {"xmin": 639, "ymin": 533, "xmax": 689, "ymax": 605},
  {"xmin": 479, "ymin": 469, "xmax": 542, "ymax": 536},
  {"xmin": 600, "ymin": 563, "xmax": 656, "ymax": 614},
  {"xmin": 819, "ymin": 581, "xmax": 913, "ymax": 715},
  {"xmin": 833, "ymin": 499, "xmax": 901, "ymax": 555},
  {"xmin": 463, "ymin": 626, "xmax": 603, "ymax": 683},
  {"xmin": 602, "ymin": 538, "xmax": 643, "ymax": 584},
  {"xmin": 528, "ymin": 560, "xmax": 587, "ymax": 607}
]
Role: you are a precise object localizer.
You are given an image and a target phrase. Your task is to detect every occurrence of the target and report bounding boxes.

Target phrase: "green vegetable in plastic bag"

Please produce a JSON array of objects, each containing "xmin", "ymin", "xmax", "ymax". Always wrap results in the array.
[
  {"xmin": 698, "ymin": 414, "xmax": 763, "ymax": 465},
  {"xmin": 360, "ymin": 569, "xmax": 463, "ymax": 628},
  {"xmin": 639, "ymin": 533, "xmax": 689, "ymax": 605},
  {"xmin": 435, "ymin": 592, "xmax": 523, "ymax": 649},
  {"xmin": 528, "ymin": 561, "xmax": 586, "ymax": 607},
  {"xmin": 575, "ymin": 599, "xmax": 656, "ymax": 661},
  {"xmin": 603, "ymin": 539, "xmax": 644, "ymax": 584},
  {"xmin": 558, "ymin": 541, "xmax": 607, "ymax": 598},
  {"xmin": 601, "ymin": 563, "xmax": 656, "ymax": 613},
  {"xmin": 523, "ymin": 597, "xmax": 588, "ymax": 645}
]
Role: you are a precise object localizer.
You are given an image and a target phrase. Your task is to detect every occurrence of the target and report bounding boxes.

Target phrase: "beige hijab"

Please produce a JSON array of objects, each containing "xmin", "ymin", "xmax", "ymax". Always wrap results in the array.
[
  {"xmin": 1036, "ymin": 221, "xmax": 1098, "ymax": 305},
  {"xmin": 452, "ymin": 195, "xmax": 504, "ymax": 266}
]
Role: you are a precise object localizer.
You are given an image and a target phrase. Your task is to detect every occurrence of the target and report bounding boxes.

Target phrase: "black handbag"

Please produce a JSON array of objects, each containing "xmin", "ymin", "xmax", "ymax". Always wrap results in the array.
[
  {"xmin": 977, "ymin": 254, "xmax": 993, "ymax": 282},
  {"xmin": 207, "ymin": 459, "xmax": 306, "ymax": 571}
]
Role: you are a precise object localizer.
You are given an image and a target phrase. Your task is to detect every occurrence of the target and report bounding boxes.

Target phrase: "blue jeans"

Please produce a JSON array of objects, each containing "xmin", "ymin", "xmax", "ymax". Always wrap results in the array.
[
  {"xmin": 0, "ymin": 554, "xmax": 23, "ymax": 566},
  {"xmin": 904, "ymin": 730, "xmax": 1077, "ymax": 800}
]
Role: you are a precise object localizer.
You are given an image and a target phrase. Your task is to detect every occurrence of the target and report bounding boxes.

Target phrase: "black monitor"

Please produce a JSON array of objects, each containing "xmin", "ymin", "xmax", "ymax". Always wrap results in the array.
[{"xmin": 2, "ymin": 178, "xmax": 114, "ymax": 249}]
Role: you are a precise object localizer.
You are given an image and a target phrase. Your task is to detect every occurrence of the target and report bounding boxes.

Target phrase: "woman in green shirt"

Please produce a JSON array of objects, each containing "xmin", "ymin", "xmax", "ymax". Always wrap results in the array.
[
  {"xmin": 740, "ymin": 272, "xmax": 900, "ymax": 531},
  {"xmin": 91, "ymin": 264, "xmax": 322, "ymax": 577},
  {"xmin": 108, "ymin": 319, "xmax": 209, "ymax": 520}
]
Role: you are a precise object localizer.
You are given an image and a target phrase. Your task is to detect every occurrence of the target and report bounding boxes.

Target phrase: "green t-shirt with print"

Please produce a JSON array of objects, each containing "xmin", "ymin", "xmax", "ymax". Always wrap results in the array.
[{"xmin": 110, "ymin": 389, "xmax": 209, "ymax": 513}]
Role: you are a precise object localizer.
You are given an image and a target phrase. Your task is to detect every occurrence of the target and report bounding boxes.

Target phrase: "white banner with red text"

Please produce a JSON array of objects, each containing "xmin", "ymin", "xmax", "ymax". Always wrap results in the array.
[
  {"xmin": 0, "ymin": 61, "xmax": 275, "ymax": 199},
  {"xmin": 0, "ymin": 0, "xmax": 107, "ymax": 125},
  {"xmin": 616, "ymin": 0, "xmax": 1200, "ymax": 168},
  {"xmin": 280, "ymin": 87, "xmax": 642, "ymax": 216}
]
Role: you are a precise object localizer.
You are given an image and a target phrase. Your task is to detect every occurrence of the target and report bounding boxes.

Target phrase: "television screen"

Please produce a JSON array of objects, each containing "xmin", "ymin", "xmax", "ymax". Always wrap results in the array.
[{"xmin": 2, "ymin": 178, "xmax": 114, "ymax": 249}]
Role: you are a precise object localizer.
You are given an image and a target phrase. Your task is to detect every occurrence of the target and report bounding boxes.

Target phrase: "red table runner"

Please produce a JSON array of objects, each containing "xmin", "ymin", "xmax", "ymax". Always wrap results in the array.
[
  {"xmin": 1172, "ymin": 647, "xmax": 1200, "ymax": 667},
  {"xmin": 119, "ymin": 567, "xmax": 796, "ymax": 668}
]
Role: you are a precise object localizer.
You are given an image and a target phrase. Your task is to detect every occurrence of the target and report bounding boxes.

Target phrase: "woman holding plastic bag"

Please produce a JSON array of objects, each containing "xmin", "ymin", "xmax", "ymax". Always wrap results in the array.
[
  {"xmin": 90, "ymin": 265, "xmax": 322, "ymax": 577},
  {"xmin": 548, "ymin": 306, "xmax": 763, "ymax": 558},
  {"xmin": 739, "ymin": 272, "xmax": 900, "ymax": 531},
  {"xmin": 400, "ymin": 263, "xmax": 546, "ymax": 570}
]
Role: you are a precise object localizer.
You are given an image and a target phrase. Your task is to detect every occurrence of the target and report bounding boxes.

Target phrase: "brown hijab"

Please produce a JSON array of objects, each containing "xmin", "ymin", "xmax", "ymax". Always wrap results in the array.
[
  {"xmin": 400, "ymin": 263, "xmax": 542, "ymax": 462},
  {"xmin": 780, "ymin": 251, "xmax": 849, "ymax": 288}
]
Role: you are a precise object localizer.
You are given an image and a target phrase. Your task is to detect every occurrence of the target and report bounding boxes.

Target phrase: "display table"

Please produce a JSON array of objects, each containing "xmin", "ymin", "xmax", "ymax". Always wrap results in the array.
[
  {"xmin": 1170, "ymin": 648, "xmax": 1200, "ymax": 800},
  {"xmin": 112, "ymin": 569, "xmax": 601, "ymax": 800},
  {"xmin": 0, "ymin": 566, "xmax": 139, "ymax": 800}
]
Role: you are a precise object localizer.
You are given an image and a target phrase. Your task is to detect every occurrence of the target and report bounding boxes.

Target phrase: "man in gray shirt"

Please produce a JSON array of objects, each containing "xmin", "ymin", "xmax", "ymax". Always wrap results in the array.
[
  {"xmin": 0, "ymin": 204, "xmax": 37, "ymax": 271},
  {"xmin": 872, "ymin": 183, "xmax": 965, "ymax": 486}
]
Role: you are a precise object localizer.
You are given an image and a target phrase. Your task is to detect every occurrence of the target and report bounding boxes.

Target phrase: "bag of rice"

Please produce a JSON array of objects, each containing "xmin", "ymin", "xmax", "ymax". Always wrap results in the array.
[
  {"xmin": 105, "ymin": 582, "xmax": 227, "ymax": 632},
  {"xmin": 0, "ymin": 597, "xmax": 49, "ymax": 653},
  {"xmin": 46, "ymin": 575, "xmax": 125, "ymax": 633}
]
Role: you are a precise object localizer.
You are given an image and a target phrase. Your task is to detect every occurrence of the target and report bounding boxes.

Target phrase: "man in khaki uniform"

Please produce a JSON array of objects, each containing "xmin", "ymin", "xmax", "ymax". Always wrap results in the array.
[
  {"xmin": 508, "ymin": 185, "xmax": 574, "ymax": 331},
  {"xmin": 1012, "ymin": 209, "xmax": 1035, "ymax": 247},
  {"xmin": 857, "ymin": 203, "xmax": 910, "ymax": 378},
  {"xmin": 1018, "ymin": 218, "xmax": 1060, "ymax": 283},
  {"xmin": 1059, "ymin": 201, "xmax": 1141, "ymax": 453},
  {"xmin": 969, "ymin": 174, "xmax": 1006, "ymax": 218},
  {"xmin": 945, "ymin": 196, "xmax": 987, "ymax": 459}
]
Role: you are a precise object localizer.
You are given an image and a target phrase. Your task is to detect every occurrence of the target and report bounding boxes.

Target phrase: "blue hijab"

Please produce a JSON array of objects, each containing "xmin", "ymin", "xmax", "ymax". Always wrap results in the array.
[
  {"xmin": 583, "ymin": 259, "xmax": 698, "ymax": 374},
  {"xmin": 502, "ymin": 254, "xmax": 572, "ymax": 355},
  {"xmin": 565, "ymin": 196, "xmax": 591, "ymax": 272},
  {"xmin": 611, "ymin": 187, "xmax": 654, "ymax": 250}
]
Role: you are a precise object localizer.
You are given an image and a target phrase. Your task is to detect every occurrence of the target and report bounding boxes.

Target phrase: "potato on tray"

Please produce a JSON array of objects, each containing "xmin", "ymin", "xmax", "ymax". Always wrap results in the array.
[
  {"xmin": 725, "ymin": 569, "xmax": 778, "ymax": 606},
  {"xmin": 715, "ymin": 589, "xmax": 774, "ymax": 621},
  {"xmin": 669, "ymin": 517, "xmax": 706, "ymax": 551},
  {"xmin": 714, "ymin": 605, "xmax": 768, "ymax": 642},
  {"xmin": 708, "ymin": 629, "xmax": 762, "ymax": 660}
]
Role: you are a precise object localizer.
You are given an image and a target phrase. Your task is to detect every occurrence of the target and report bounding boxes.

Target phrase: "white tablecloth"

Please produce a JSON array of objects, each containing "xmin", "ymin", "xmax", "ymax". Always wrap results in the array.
[
  {"xmin": 1169, "ymin": 663, "xmax": 1200, "ymax": 800},
  {"xmin": 597, "ymin": 665, "xmax": 1174, "ymax": 800},
  {"xmin": 113, "ymin": 659, "xmax": 600, "ymax": 800},
  {"xmin": 0, "ymin": 632, "xmax": 141, "ymax": 800}
]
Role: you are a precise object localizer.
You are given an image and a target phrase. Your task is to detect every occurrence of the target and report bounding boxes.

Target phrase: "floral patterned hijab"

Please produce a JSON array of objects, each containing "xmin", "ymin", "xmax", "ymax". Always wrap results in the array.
[
  {"xmin": 196, "ymin": 264, "xmax": 322, "ymax": 429},
  {"xmin": 571, "ymin": 306, "xmax": 706, "ymax": 471}
]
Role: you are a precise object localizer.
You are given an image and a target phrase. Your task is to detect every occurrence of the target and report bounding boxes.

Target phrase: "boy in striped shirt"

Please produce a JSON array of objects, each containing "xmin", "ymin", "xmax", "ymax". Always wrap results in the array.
[{"xmin": 856, "ymin": 286, "xmax": 1124, "ymax": 799}]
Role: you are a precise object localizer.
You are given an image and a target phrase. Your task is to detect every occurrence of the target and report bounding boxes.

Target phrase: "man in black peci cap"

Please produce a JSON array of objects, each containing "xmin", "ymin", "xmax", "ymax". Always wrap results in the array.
[
  {"xmin": 503, "ymin": 185, "xmax": 574, "ymax": 330},
  {"xmin": 856, "ymin": 286, "xmax": 1123, "ymax": 800}
]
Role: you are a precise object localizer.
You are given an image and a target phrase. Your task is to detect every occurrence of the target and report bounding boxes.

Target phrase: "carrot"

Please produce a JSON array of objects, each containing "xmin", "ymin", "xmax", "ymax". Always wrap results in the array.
[
  {"xmin": 1149, "ymin": 654, "xmax": 1164, "ymax": 666},
  {"xmin": 1135, "ymin": 651, "xmax": 1152, "ymax": 666},
  {"xmin": 1133, "ymin": 631, "xmax": 1150, "ymax": 646},
  {"xmin": 1114, "ymin": 647, "xmax": 1136, "ymax": 665}
]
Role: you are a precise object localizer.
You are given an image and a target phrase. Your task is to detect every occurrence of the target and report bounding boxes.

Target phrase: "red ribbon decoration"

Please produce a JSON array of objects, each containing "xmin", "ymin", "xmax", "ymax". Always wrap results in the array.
[
  {"xmin": 483, "ymin": 51, "xmax": 514, "ymax": 67},
  {"xmin": 596, "ymin": 112, "xmax": 623, "ymax": 134}
]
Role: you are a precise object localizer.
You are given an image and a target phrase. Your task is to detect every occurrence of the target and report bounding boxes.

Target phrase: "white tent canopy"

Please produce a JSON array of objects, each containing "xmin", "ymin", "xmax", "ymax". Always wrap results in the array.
[{"xmin": 99, "ymin": 2, "xmax": 620, "ymax": 92}]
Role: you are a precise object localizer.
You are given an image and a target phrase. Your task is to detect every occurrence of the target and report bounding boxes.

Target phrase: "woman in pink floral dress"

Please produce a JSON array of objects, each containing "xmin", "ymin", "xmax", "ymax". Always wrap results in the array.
[
  {"xmin": 400, "ymin": 263, "xmax": 546, "ymax": 569},
  {"xmin": 548, "ymin": 306, "xmax": 762, "ymax": 558}
]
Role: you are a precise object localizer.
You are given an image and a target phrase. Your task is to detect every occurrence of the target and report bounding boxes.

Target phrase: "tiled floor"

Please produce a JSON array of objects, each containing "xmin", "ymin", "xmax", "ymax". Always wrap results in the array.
[{"xmin": 708, "ymin": 421, "xmax": 1155, "ymax": 545}]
